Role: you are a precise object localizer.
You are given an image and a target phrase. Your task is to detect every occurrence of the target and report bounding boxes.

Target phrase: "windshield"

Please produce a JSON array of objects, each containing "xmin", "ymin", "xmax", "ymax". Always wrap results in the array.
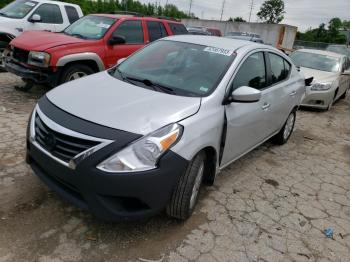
[
  {"xmin": 113, "ymin": 40, "xmax": 235, "ymax": 97},
  {"xmin": 326, "ymin": 46, "xmax": 350, "ymax": 57},
  {"xmin": 290, "ymin": 51, "xmax": 340, "ymax": 73},
  {"xmin": 64, "ymin": 15, "xmax": 116, "ymax": 40},
  {"xmin": 0, "ymin": 0, "xmax": 38, "ymax": 19}
]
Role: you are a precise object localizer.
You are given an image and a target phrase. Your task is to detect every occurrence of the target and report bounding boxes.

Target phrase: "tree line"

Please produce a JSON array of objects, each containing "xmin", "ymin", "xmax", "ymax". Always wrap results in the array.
[{"xmin": 297, "ymin": 18, "xmax": 349, "ymax": 44}]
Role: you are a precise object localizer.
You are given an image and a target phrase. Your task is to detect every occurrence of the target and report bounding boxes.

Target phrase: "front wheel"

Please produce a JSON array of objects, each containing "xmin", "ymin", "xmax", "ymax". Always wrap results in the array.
[
  {"xmin": 272, "ymin": 110, "xmax": 296, "ymax": 145},
  {"xmin": 59, "ymin": 64, "xmax": 95, "ymax": 85},
  {"xmin": 166, "ymin": 152, "xmax": 206, "ymax": 220}
]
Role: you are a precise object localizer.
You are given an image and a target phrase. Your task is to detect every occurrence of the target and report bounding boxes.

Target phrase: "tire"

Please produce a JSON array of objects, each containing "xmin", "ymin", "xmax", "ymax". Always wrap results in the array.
[
  {"xmin": 340, "ymin": 89, "xmax": 348, "ymax": 99},
  {"xmin": 272, "ymin": 110, "xmax": 296, "ymax": 145},
  {"xmin": 166, "ymin": 151, "xmax": 206, "ymax": 220},
  {"xmin": 59, "ymin": 64, "xmax": 95, "ymax": 85}
]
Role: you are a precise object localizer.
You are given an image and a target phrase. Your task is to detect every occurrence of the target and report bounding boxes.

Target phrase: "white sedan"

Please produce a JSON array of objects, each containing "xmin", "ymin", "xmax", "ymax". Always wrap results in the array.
[{"xmin": 290, "ymin": 49, "xmax": 350, "ymax": 110}]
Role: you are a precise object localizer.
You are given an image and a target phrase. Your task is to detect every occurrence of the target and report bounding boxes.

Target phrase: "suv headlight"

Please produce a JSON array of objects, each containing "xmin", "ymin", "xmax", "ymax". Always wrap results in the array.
[
  {"xmin": 28, "ymin": 51, "xmax": 51, "ymax": 67},
  {"xmin": 311, "ymin": 82, "xmax": 332, "ymax": 91},
  {"xmin": 97, "ymin": 123, "xmax": 183, "ymax": 173}
]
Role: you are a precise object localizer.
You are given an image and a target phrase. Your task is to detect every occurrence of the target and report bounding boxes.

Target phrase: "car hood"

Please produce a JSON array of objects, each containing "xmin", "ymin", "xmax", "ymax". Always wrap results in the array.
[
  {"xmin": 46, "ymin": 71, "xmax": 201, "ymax": 135},
  {"xmin": 10, "ymin": 31, "xmax": 86, "ymax": 51},
  {"xmin": 300, "ymin": 67, "xmax": 339, "ymax": 84}
]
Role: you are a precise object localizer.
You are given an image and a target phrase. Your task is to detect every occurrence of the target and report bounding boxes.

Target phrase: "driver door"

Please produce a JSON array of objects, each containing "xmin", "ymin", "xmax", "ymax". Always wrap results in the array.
[
  {"xmin": 221, "ymin": 51, "xmax": 272, "ymax": 166},
  {"xmin": 26, "ymin": 3, "xmax": 63, "ymax": 32},
  {"xmin": 105, "ymin": 20, "xmax": 146, "ymax": 68}
]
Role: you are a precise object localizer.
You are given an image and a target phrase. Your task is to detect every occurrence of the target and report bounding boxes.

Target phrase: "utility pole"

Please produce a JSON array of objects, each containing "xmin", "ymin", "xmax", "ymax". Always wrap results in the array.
[
  {"xmin": 188, "ymin": 0, "xmax": 193, "ymax": 17},
  {"xmin": 248, "ymin": 0, "xmax": 254, "ymax": 22},
  {"xmin": 220, "ymin": 0, "xmax": 226, "ymax": 21}
]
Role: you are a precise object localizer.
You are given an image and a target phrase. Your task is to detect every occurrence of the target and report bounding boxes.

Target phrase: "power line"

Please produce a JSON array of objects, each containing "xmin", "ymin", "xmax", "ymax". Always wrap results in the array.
[
  {"xmin": 220, "ymin": 0, "xmax": 226, "ymax": 21},
  {"xmin": 248, "ymin": 0, "xmax": 255, "ymax": 22}
]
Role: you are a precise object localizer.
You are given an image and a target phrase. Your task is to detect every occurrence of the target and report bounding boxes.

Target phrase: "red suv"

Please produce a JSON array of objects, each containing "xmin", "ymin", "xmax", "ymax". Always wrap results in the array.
[{"xmin": 4, "ymin": 14, "xmax": 188, "ymax": 90}]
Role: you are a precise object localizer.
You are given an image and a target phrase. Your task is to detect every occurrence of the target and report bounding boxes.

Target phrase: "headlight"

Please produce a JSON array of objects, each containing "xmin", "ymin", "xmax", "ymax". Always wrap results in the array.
[
  {"xmin": 97, "ymin": 123, "xmax": 183, "ymax": 173},
  {"xmin": 311, "ymin": 82, "xmax": 332, "ymax": 91},
  {"xmin": 28, "ymin": 51, "xmax": 51, "ymax": 67}
]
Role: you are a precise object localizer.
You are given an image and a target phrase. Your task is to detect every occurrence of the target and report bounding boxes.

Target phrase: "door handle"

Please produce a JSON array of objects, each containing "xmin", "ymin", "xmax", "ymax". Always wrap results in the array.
[
  {"xmin": 262, "ymin": 103, "xmax": 271, "ymax": 110},
  {"xmin": 289, "ymin": 90, "xmax": 297, "ymax": 96}
]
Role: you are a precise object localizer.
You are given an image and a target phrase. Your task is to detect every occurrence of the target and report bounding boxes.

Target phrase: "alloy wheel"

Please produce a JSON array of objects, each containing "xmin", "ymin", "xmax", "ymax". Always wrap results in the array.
[{"xmin": 283, "ymin": 113, "xmax": 295, "ymax": 140}]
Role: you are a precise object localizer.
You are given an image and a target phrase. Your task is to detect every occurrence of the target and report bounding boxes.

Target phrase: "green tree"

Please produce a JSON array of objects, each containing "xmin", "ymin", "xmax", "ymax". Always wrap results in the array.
[
  {"xmin": 228, "ymin": 17, "xmax": 246, "ymax": 22},
  {"xmin": 257, "ymin": 0, "xmax": 285, "ymax": 24}
]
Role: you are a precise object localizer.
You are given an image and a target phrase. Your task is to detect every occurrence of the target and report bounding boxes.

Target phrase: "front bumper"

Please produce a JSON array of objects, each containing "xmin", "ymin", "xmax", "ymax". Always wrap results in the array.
[
  {"xmin": 5, "ymin": 60, "xmax": 58, "ymax": 86},
  {"xmin": 300, "ymin": 87, "xmax": 335, "ymax": 109},
  {"xmin": 26, "ymin": 98, "xmax": 188, "ymax": 221}
]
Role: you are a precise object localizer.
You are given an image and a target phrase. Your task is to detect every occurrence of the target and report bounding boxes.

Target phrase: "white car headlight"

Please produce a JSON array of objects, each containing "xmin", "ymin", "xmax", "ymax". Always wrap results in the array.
[
  {"xmin": 97, "ymin": 123, "xmax": 183, "ymax": 173},
  {"xmin": 28, "ymin": 51, "xmax": 51, "ymax": 67},
  {"xmin": 311, "ymin": 82, "xmax": 332, "ymax": 91}
]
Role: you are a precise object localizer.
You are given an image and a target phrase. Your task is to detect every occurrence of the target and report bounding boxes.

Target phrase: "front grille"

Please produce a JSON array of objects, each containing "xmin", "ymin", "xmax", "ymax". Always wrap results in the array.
[
  {"xmin": 12, "ymin": 47, "xmax": 29, "ymax": 63},
  {"xmin": 34, "ymin": 113, "xmax": 100, "ymax": 162}
]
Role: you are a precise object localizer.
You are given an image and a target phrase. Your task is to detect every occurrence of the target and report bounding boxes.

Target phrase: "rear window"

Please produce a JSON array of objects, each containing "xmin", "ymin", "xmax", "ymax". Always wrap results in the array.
[
  {"xmin": 65, "ymin": 6, "xmax": 79, "ymax": 24},
  {"xmin": 168, "ymin": 23, "xmax": 188, "ymax": 35}
]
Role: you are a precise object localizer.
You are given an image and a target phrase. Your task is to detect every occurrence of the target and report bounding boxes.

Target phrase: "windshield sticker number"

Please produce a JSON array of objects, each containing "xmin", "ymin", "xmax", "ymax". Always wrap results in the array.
[
  {"xmin": 204, "ymin": 47, "xmax": 234, "ymax": 56},
  {"xmin": 25, "ymin": 2, "xmax": 35, "ymax": 6}
]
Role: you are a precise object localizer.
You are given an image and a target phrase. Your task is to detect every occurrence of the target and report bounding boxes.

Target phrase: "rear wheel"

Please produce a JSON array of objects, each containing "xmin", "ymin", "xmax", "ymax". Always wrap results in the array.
[
  {"xmin": 166, "ymin": 152, "xmax": 206, "ymax": 220},
  {"xmin": 59, "ymin": 64, "xmax": 95, "ymax": 85},
  {"xmin": 272, "ymin": 110, "xmax": 296, "ymax": 145},
  {"xmin": 340, "ymin": 89, "xmax": 348, "ymax": 99}
]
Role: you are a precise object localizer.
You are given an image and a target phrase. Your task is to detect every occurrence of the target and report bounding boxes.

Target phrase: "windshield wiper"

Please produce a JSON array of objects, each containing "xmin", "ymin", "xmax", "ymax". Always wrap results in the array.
[
  {"xmin": 125, "ymin": 76, "xmax": 175, "ymax": 94},
  {"xmin": 70, "ymin": 33, "xmax": 87, "ymax": 39}
]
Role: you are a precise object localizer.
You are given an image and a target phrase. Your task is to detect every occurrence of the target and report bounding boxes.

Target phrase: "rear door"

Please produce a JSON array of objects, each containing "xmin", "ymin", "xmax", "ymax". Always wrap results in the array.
[
  {"xmin": 264, "ymin": 52, "xmax": 295, "ymax": 134},
  {"xmin": 26, "ymin": 3, "xmax": 64, "ymax": 32},
  {"xmin": 339, "ymin": 57, "xmax": 350, "ymax": 97},
  {"xmin": 221, "ymin": 51, "xmax": 273, "ymax": 166},
  {"xmin": 105, "ymin": 19, "xmax": 146, "ymax": 68},
  {"xmin": 146, "ymin": 21, "xmax": 168, "ymax": 43}
]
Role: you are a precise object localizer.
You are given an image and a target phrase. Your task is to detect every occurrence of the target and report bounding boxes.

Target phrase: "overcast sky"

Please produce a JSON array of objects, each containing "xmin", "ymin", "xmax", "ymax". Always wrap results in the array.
[{"xmin": 139, "ymin": 0, "xmax": 350, "ymax": 31}]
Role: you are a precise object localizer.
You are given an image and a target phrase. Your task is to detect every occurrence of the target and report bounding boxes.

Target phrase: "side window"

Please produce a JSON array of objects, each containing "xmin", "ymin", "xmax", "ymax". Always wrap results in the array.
[
  {"xmin": 169, "ymin": 23, "xmax": 188, "ymax": 35},
  {"xmin": 147, "ymin": 21, "xmax": 168, "ymax": 42},
  {"xmin": 269, "ymin": 53, "xmax": 290, "ymax": 84},
  {"xmin": 65, "ymin": 6, "xmax": 79, "ymax": 24},
  {"xmin": 113, "ymin": 20, "xmax": 144, "ymax": 44},
  {"xmin": 232, "ymin": 52, "xmax": 267, "ymax": 90},
  {"xmin": 32, "ymin": 4, "xmax": 63, "ymax": 24}
]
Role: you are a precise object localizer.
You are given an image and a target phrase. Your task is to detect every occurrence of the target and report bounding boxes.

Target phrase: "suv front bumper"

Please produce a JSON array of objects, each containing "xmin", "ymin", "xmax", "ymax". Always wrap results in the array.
[{"xmin": 5, "ymin": 60, "xmax": 58, "ymax": 86}]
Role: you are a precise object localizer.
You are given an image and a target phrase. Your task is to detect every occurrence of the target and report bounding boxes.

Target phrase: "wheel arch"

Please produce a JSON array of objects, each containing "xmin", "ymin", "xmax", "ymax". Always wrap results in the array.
[
  {"xmin": 199, "ymin": 146, "xmax": 218, "ymax": 186},
  {"xmin": 0, "ymin": 32, "xmax": 15, "ymax": 44},
  {"xmin": 56, "ymin": 53, "xmax": 105, "ymax": 72}
]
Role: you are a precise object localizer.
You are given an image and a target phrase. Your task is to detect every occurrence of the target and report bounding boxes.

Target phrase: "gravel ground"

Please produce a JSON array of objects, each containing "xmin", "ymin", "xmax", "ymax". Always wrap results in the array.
[{"xmin": 0, "ymin": 73, "xmax": 350, "ymax": 262}]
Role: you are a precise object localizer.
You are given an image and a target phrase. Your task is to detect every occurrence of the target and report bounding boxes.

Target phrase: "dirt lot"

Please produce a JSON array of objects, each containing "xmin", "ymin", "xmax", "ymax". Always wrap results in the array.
[{"xmin": 0, "ymin": 73, "xmax": 350, "ymax": 262}]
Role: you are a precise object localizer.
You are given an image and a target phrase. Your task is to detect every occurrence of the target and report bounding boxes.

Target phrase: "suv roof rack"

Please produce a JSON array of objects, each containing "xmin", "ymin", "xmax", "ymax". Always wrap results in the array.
[
  {"xmin": 107, "ymin": 11, "xmax": 180, "ymax": 22},
  {"xmin": 108, "ymin": 11, "xmax": 143, "ymax": 16}
]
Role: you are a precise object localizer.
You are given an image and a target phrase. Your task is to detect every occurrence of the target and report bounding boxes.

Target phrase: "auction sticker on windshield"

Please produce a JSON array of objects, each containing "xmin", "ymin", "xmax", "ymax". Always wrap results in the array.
[
  {"xmin": 25, "ymin": 1, "xmax": 36, "ymax": 6},
  {"xmin": 204, "ymin": 47, "xmax": 234, "ymax": 56}
]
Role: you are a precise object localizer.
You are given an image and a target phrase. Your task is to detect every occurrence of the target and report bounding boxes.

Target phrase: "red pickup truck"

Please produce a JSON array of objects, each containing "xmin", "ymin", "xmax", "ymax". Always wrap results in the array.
[{"xmin": 4, "ymin": 14, "xmax": 188, "ymax": 90}]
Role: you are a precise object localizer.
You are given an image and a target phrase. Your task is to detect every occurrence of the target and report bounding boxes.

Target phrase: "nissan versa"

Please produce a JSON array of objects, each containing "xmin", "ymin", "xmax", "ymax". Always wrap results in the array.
[{"xmin": 26, "ymin": 36, "xmax": 305, "ymax": 221}]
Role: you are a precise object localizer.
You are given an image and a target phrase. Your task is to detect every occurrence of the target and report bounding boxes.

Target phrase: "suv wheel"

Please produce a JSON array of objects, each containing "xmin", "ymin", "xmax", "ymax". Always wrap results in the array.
[
  {"xmin": 59, "ymin": 64, "xmax": 95, "ymax": 84},
  {"xmin": 166, "ymin": 152, "xmax": 206, "ymax": 220},
  {"xmin": 272, "ymin": 110, "xmax": 296, "ymax": 145}
]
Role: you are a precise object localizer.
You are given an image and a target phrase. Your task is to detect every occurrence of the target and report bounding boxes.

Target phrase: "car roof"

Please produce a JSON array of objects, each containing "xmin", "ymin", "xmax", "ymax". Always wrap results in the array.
[
  {"xmin": 296, "ymin": 48, "xmax": 346, "ymax": 58},
  {"xmin": 33, "ymin": 0, "xmax": 79, "ymax": 7},
  {"xmin": 90, "ymin": 14, "xmax": 182, "ymax": 23},
  {"xmin": 164, "ymin": 35, "xmax": 262, "ymax": 50}
]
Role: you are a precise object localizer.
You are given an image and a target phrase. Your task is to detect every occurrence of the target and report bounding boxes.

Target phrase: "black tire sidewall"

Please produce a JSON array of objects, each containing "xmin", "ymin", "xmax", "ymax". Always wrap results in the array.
[{"xmin": 59, "ymin": 64, "xmax": 94, "ymax": 85}]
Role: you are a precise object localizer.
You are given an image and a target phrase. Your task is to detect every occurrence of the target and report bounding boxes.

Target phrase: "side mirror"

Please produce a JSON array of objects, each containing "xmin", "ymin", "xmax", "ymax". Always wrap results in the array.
[
  {"xmin": 224, "ymin": 86, "xmax": 261, "ymax": 104},
  {"xmin": 30, "ymin": 14, "xmax": 41, "ymax": 23},
  {"xmin": 305, "ymin": 77, "xmax": 314, "ymax": 86},
  {"xmin": 108, "ymin": 35, "xmax": 126, "ymax": 46},
  {"xmin": 117, "ymin": 58, "xmax": 126, "ymax": 65}
]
